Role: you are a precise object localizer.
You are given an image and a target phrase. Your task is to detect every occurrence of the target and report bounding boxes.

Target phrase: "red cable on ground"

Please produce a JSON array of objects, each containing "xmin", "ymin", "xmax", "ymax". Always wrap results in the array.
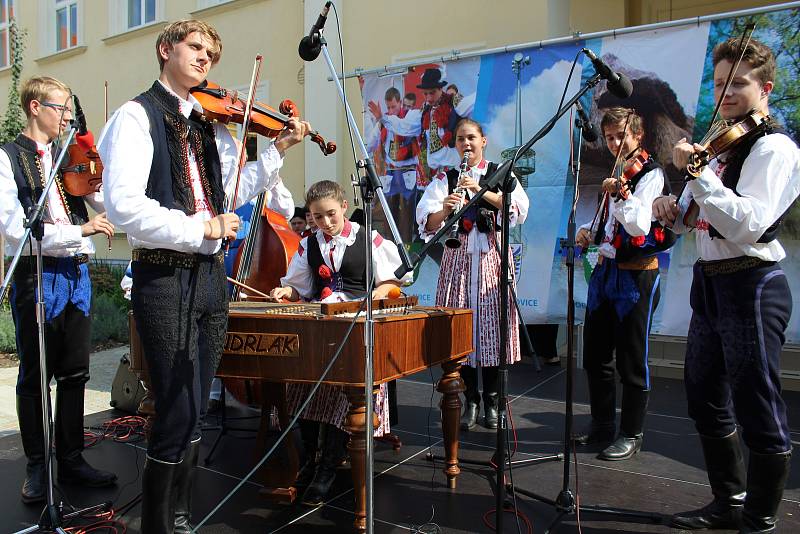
[
  {"xmin": 84, "ymin": 415, "xmax": 147, "ymax": 448},
  {"xmin": 482, "ymin": 507, "xmax": 533, "ymax": 534}
]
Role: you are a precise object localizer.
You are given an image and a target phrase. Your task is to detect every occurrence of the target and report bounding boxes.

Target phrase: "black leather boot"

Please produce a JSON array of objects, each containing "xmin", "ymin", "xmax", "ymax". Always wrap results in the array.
[
  {"xmin": 460, "ymin": 366, "xmax": 480, "ymax": 431},
  {"xmin": 483, "ymin": 392, "xmax": 498, "ymax": 430},
  {"xmin": 739, "ymin": 449, "xmax": 792, "ymax": 533},
  {"xmin": 294, "ymin": 420, "xmax": 320, "ymax": 491},
  {"xmin": 671, "ymin": 431, "xmax": 746, "ymax": 529},
  {"xmin": 302, "ymin": 424, "xmax": 348, "ymax": 506},
  {"xmin": 173, "ymin": 439, "xmax": 200, "ymax": 534},
  {"xmin": 598, "ymin": 386, "xmax": 648, "ymax": 461},
  {"xmin": 575, "ymin": 376, "xmax": 616, "ymax": 446},
  {"xmin": 17, "ymin": 395, "xmax": 46, "ymax": 504},
  {"xmin": 482, "ymin": 367, "xmax": 499, "ymax": 429},
  {"xmin": 55, "ymin": 385, "xmax": 117, "ymax": 487},
  {"xmin": 141, "ymin": 456, "xmax": 178, "ymax": 534}
]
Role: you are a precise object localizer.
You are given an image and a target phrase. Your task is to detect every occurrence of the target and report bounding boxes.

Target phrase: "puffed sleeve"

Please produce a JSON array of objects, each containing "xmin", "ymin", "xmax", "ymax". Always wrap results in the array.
[
  {"xmin": 415, "ymin": 173, "xmax": 449, "ymax": 241},
  {"xmin": 371, "ymin": 231, "xmax": 413, "ymax": 286},
  {"xmin": 279, "ymin": 237, "xmax": 316, "ymax": 300}
]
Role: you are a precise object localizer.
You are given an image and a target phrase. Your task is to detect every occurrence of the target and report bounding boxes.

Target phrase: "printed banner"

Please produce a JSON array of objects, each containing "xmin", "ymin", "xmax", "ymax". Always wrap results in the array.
[{"xmin": 359, "ymin": 8, "xmax": 800, "ymax": 342}]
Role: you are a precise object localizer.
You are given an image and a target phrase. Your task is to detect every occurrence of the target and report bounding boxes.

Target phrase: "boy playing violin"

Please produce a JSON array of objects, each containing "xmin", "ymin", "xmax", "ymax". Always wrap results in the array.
[
  {"xmin": 654, "ymin": 37, "xmax": 799, "ymax": 532},
  {"xmin": 575, "ymin": 106, "xmax": 672, "ymax": 461},
  {"xmin": 98, "ymin": 19, "xmax": 310, "ymax": 533},
  {"xmin": 0, "ymin": 76, "xmax": 117, "ymax": 505}
]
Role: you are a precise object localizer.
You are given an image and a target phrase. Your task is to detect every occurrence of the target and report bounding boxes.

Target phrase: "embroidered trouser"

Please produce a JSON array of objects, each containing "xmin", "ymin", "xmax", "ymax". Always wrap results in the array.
[
  {"xmin": 132, "ymin": 255, "xmax": 228, "ymax": 463},
  {"xmin": 685, "ymin": 261, "xmax": 791, "ymax": 454}
]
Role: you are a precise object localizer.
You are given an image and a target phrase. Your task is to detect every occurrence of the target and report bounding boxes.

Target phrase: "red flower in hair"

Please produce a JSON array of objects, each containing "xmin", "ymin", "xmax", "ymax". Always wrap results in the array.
[
  {"xmin": 654, "ymin": 227, "xmax": 665, "ymax": 243},
  {"xmin": 320, "ymin": 287, "xmax": 333, "ymax": 300},
  {"xmin": 612, "ymin": 234, "xmax": 623, "ymax": 249},
  {"xmin": 462, "ymin": 219, "xmax": 473, "ymax": 233},
  {"xmin": 631, "ymin": 235, "xmax": 646, "ymax": 247},
  {"xmin": 318, "ymin": 265, "xmax": 332, "ymax": 280}
]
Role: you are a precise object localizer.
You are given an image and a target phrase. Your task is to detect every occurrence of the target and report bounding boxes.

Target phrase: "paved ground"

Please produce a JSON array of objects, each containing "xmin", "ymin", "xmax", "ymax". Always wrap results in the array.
[{"xmin": 0, "ymin": 345, "xmax": 130, "ymax": 438}]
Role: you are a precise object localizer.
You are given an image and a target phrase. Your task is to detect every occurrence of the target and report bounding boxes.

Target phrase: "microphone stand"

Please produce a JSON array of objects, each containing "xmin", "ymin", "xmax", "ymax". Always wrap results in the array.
[
  {"xmin": 311, "ymin": 35, "xmax": 414, "ymax": 533},
  {"xmin": 3, "ymin": 128, "xmax": 111, "ymax": 534},
  {"xmin": 501, "ymin": 81, "xmax": 662, "ymax": 532}
]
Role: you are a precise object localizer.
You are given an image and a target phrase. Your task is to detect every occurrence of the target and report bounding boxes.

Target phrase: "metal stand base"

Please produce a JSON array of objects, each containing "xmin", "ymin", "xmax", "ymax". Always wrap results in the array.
[
  {"xmin": 202, "ymin": 386, "xmax": 259, "ymax": 466},
  {"xmin": 14, "ymin": 501, "xmax": 112, "ymax": 534},
  {"xmin": 507, "ymin": 486, "xmax": 661, "ymax": 533},
  {"xmin": 425, "ymin": 451, "xmax": 562, "ymax": 468}
]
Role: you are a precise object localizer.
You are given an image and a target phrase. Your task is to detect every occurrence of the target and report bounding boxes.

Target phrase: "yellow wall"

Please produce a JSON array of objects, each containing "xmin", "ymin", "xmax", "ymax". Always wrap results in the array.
[{"xmin": 0, "ymin": 0, "xmax": 789, "ymax": 261}]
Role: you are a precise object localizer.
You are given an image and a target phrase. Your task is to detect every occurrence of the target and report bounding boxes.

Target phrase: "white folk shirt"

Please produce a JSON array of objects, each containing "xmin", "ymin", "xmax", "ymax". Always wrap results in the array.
[
  {"xmin": 0, "ymin": 139, "xmax": 102, "ymax": 257},
  {"xmin": 415, "ymin": 159, "xmax": 529, "ymax": 249},
  {"xmin": 580, "ymin": 166, "xmax": 665, "ymax": 259},
  {"xmin": 280, "ymin": 220, "xmax": 413, "ymax": 302},
  {"xmin": 97, "ymin": 80, "xmax": 284, "ymax": 255},
  {"xmin": 670, "ymin": 133, "xmax": 800, "ymax": 261}
]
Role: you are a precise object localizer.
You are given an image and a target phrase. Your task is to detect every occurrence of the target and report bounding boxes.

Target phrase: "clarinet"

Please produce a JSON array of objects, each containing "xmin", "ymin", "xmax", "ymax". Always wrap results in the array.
[{"xmin": 445, "ymin": 151, "xmax": 471, "ymax": 249}]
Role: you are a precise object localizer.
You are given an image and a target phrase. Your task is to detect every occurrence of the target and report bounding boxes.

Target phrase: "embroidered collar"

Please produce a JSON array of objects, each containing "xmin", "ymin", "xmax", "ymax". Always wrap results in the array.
[
  {"xmin": 322, "ymin": 219, "xmax": 354, "ymax": 243},
  {"xmin": 155, "ymin": 80, "xmax": 203, "ymax": 119}
]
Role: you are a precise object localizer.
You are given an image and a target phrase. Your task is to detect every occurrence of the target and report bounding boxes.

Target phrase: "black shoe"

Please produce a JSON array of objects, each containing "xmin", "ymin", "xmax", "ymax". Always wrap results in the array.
[
  {"xmin": 21, "ymin": 463, "xmax": 45, "ymax": 504},
  {"xmin": 574, "ymin": 422, "xmax": 615, "ymax": 446},
  {"xmin": 461, "ymin": 402, "xmax": 479, "ymax": 431},
  {"xmin": 58, "ymin": 455, "xmax": 117, "ymax": 487},
  {"xmin": 598, "ymin": 434, "xmax": 642, "ymax": 461},
  {"xmin": 484, "ymin": 404, "xmax": 498, "ymax": 430},
  {"xmin": 483, "ymin": 391, "xmax": 498, "ymax": 430},
  {"xmin": 294, "ymin": 459, "xmax": 318, "ymax": 492},
  {"xmin": 671, "ymin": 499, "xmax": 743, "ymax": 530},
  {"xmin": 301, "ymin": 465, "xmax": 337, "ymax": 506}
]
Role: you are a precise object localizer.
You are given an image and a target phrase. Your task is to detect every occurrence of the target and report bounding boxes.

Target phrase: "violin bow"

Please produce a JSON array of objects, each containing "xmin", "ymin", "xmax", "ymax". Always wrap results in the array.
[
  {"xmin": 226, "ymin": 54, "xmax": 263, "ymax": 215},
  {"xmin": 705, "ymin": 22, "xmax": 756, "ymax": 137},
  {"xmin": 588, "ymin": 110, "xmax": 633, "ymax": 238}
]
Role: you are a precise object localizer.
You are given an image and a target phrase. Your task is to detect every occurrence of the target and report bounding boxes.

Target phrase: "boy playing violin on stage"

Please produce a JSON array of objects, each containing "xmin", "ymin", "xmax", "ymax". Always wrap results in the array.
[
  {"xmin": 0, "ymin": 76, "xmax": 117, "ymax": 505},
  {"xmin": 270, "ymin": 180, "xmax": 412, "ymax": 506},
  {"xmin": 654, "ymin": 37, "xmax": 799, "ymax": 533},
  {"xmin": 575, "ymin": 106, "xmax": 672, "ymax": 461},
  {"xmin": 98, "ymin": 19, "xmax": 310, "ymax": 533}
]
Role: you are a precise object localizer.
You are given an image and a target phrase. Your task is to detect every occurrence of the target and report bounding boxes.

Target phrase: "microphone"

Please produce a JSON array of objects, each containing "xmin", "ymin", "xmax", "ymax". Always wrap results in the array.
[
  {"xmin": 575, "ymin": 101, "xmax": 599, "ymax": 142},
  {"xmin": 298, "ymin": 1, "xmax": 332, "ymax": 62},
  {"xmin": 581, "ymin": 48, "xmax": 633, "ymax": 99},
  {"xmin": 71, "ymin": 94, "xmax": 95, "ymax": 150}
]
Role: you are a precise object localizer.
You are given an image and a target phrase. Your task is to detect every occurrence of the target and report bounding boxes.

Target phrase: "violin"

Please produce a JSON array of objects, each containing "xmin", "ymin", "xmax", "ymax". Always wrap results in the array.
[
  {"xmin": 189, "ymin": 81, "xmax": 336, "ymax": 156},
  {"xmin": 686, "ymin": 109, "xmax": 771, "ymax": 178},
  {"xmin": 617, "ymin": 148, "xmax": 649, "ymax": 199},
  {"xmin": 62, "ymin": 140, "xmax": 103, "ymax": 197}
]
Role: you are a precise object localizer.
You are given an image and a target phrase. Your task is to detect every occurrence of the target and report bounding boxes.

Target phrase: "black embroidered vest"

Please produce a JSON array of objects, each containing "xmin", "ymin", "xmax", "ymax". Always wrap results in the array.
[
  {"xmin": 306, "ymin": 227, "xmax": 369, "ymax": 299},
  {"xmin": 133, "ymin": 82, "xmax": 224, "ymax": 216},
  {"xmin": 611, "ymin": 158, "xmax": 678, "ymax": 263},
  {"xmin": 707, "ymin": 123, "xmax": 795, "ymax": 243},
  {"xmin": 1, "ymin": 134, "xmax": 89, "ymax": 226},
  {"xmin": 446, "ymin": 161, "xmax": 501, "ymax": 234}
]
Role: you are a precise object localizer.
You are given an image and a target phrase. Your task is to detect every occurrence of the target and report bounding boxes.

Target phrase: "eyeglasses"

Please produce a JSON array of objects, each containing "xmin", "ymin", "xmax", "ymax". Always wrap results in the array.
[{"xmin": 40, "ymin": 102, "xmax": 72, "ymax": 114}]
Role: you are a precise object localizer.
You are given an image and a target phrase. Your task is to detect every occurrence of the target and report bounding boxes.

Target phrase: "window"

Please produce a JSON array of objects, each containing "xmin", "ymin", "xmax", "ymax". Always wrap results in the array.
[
  {"xmin": 0, "ymin": 0, "xmax": 14, "ymax": 68},
  {"xmin": 54, "ymin": 0, "xmax": 78, "ymax": 51},
  {"xmin": 127, "ymin": 0, "xmax": 156, "ymax": 30}
]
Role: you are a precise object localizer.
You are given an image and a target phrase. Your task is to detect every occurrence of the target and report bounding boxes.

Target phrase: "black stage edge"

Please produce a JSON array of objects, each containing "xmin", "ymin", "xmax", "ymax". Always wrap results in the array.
[{"xmin": 3, "ymin": 358, "xmax": 800, "ymax": 533}]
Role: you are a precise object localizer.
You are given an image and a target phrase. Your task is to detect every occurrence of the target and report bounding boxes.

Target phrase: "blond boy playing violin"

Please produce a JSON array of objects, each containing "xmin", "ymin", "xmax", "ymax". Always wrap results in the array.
[
  {"xmin": 98, "ymin": 19, "xmax": 309, "ymax": 533},
  {"xmin": 654, "ymin": 38, "xmax": 800, "ymax": 533},
  {"xmin": 0, "ymin": 76, "xmax": 117, "ymax": 505},
  {"xmin": 575, "ymin": 106, "xmax": 671, "ymax": 461}
]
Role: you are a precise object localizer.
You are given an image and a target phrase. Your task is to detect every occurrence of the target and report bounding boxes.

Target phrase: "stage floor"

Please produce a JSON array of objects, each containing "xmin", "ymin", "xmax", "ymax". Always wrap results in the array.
[{"xmin": 3, "ymin": 357, "xmax": 799, "ymax": 533}]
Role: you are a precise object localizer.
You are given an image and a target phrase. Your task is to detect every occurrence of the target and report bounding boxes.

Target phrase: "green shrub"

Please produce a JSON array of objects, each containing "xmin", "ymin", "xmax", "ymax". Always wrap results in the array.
[
  {"xmin": 0, "ymin": 308, "xmax": 17, "ymax": 353},
  {"xmin": 91, "ymin": 293, "xmax": 129, "ymax": 345}
]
